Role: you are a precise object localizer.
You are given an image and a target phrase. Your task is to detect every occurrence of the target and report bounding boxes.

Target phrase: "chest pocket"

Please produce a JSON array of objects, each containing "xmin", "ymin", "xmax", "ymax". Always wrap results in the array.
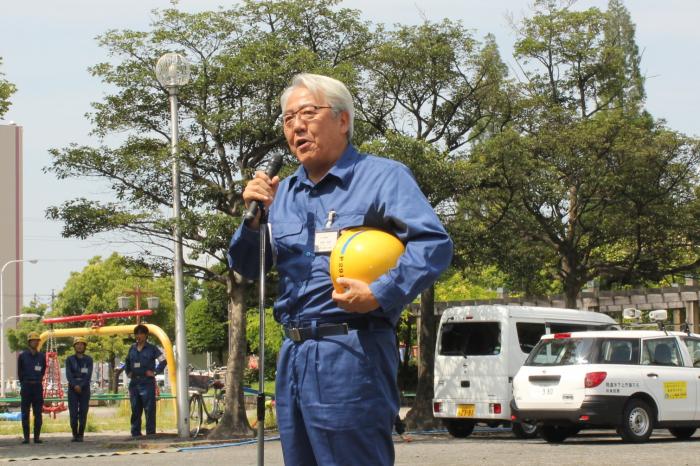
[{"xmin": 271, "ymin": 222, "xmax": 312, "ymax": 280}]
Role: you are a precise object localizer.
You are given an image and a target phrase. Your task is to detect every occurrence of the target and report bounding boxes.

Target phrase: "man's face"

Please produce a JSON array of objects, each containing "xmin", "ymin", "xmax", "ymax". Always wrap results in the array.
[
  {"xmin": 74, "ymin": 343, "xmax": 86, "ymax": 354},
  {"xmin": 283, "ymin": 87, "xmax": 349, "ymax": 175},
  {"xmin": 135, "ymin": 332, "xmax": 147, "ymax": 344},
  {"xmin": 28, "ymin": 340, "xmax": 39, "ymax": 350}
]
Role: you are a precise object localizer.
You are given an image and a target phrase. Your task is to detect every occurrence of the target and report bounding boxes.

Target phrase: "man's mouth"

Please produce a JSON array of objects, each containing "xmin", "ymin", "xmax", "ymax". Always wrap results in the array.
[{"xmin": 296, "ymin": 138, "xmax": 311, "ymax": 150}]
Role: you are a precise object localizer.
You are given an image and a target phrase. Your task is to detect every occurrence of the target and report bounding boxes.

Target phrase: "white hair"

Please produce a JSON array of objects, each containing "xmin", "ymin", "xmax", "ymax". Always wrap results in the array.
[{"xmin": 280, "ymin": 73, "xmax": 354, "ymax": 141}]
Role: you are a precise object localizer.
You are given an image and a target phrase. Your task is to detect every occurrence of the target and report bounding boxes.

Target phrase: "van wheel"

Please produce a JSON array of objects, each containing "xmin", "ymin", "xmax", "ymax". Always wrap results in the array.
[
  {"xmin": 539, "ymin": 425, "xmax": 571, "ymax": 443},
  {"xmin": 668, "ymin": 427, "xmax": 696, "ymax": 439},
  {"xmin": 445, "ymin": 419, "xmax": 475, "ymax": 438},
  {"xmin": 512, "ymin": 421, "xmax": 539, "ymax": 439},
  {"xmin": 619, "ymin": 399, "xmax": 654, "ymax": 443}
]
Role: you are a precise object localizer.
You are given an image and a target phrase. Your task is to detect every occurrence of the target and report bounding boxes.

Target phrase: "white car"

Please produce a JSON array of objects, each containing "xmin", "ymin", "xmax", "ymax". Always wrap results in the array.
[
  {"xmin": 511, "ymin": 329, "xmax": 700, "ymax": 443},
  {"xmin": 432, "ymin": 305, "xmax": 617, "ymax": 438}
]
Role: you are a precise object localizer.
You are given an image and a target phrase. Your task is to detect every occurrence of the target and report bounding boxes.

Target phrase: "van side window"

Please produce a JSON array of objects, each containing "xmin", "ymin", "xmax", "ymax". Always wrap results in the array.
[
  {"xmin": 548, "ymin": 323, "xmax": 589, "ymax": 333},
  {"xmin": 641, "ymin": 338, "xmax": 682, "ymax": 366},
  {"xmin": 597, "ymin": 339, "xmax": 640, "ymax": 365},
  {"xmin": 516, "ymin": 323, "xmax": 546, "ymax": 353},
  {"xmin": 682, "ymin": 338, "xmax": 700, "ymax": 367},
  {"xmin": 439, "ymin": 322, "xmax": 501, "ymax": 356}
]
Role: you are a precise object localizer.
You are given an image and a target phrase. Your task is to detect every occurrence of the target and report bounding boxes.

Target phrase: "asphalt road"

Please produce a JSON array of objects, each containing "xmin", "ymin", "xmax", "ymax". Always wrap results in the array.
[{"xmin": 2, "ymin": 428, "xmax": 699, "ymax": 465}]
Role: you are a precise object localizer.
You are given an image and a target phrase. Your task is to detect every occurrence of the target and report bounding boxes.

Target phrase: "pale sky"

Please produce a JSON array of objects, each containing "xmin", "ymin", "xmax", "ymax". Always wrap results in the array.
[{"xmin": 1, "ymin": 0, "xmax": 698, "ymax": 308}]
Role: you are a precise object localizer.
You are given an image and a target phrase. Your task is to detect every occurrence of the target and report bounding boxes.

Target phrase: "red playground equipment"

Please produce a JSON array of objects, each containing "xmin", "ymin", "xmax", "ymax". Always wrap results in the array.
[
  {"xmin": 42, "ymin": 332, "xmax": 66, "ymax": 417},
  {"xmin": 39, "ymin": 310, "xmax": 155, "ymax": 417}
]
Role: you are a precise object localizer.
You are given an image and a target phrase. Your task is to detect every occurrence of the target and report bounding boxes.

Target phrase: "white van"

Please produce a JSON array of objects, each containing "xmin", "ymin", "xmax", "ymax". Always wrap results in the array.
[{"xmin": 432, "ymin": 305, "xmax": 618, "ymax": 438}]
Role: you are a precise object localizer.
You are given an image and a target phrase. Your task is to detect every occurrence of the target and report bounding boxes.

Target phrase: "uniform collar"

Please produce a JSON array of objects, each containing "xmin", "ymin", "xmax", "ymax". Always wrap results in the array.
[{"xmin": 288, "ymin": 144, "xmax": 359, "ymax": 190}]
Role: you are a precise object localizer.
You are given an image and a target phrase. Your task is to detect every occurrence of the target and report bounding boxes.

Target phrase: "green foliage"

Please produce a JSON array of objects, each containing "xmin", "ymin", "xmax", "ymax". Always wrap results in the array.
[
  {"xmin": 434, "ymin": 269, "xmax": 500, "ymax": 302},
  {"xmin": 6, "ymin": 302, "xmax": 49, "ymax": 353},
  {"xmin": 185, "ymin": 298, "xmax": 227, "ymax": 355},
  {"xmin": 45, "ymin": 253, "xmax": 176, "ymax": 365},
  {"xmin": 457, "ymin": 0, "xmax": 700, "ymax": 305},
  {"xmin": 0, "ymin": 57, "xmax": 16, "ymax": 118},
  {"xmin": 246, "ymin": 307, "xmax": 283, "ymax": 381}
]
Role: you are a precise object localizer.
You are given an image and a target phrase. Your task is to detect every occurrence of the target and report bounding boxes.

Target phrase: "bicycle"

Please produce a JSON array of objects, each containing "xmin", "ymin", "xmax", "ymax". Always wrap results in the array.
[{"xmin": 188, "ymin": 367, "xmax": 226, "ymax": 438}]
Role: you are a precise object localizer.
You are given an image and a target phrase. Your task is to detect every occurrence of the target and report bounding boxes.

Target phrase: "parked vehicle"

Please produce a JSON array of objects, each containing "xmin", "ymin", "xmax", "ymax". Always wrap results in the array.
[
  {"xmin": 511, "ymin": 318, "xmax": 700, "ymax": 443},
  {"xmin": 433, "ymin": 305, "xmax": 618, "ymax": 438}
]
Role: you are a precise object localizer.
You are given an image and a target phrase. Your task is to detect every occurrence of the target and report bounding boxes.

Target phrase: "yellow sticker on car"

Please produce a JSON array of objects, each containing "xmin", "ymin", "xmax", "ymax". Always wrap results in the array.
[{"xmin": 663, "ymin": 381, "xmax": 687, "ymax": 399}]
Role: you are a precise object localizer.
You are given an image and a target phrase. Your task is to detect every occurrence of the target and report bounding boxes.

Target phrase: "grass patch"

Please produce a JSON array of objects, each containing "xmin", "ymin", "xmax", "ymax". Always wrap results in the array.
[{"xmin": 0, "ymin": 399, "xmax": 178, "ymax": 436}]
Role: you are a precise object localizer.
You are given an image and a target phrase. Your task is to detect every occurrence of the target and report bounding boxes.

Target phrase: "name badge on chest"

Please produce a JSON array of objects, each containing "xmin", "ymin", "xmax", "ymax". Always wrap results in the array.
[
  {"xmin": 133, "ymin": 362, "xmax": 141, "ymax": 368},
  {"xmin": 34, "ymin": 365, "xmax": 41, "ymax": 372},
  {"xmin": 81, "ymin": 367, "xmax": 88, "ymax": 374},
  {"xmin": 314, "ymin": 210, "xmax": 339, "ymax": 254},
  {"xmin": 314, "ymin": 229, "xmax": 339, "ymax": 254}
]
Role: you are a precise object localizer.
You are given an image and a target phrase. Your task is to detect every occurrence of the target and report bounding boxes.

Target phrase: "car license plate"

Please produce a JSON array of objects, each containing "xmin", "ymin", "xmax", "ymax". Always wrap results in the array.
[{"xmin": 456, "ymin": 404, "xmax": 475, "ymax": 417}]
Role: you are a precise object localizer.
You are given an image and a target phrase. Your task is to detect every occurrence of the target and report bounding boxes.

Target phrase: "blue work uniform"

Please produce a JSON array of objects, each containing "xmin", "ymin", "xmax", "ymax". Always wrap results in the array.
[
  {"xmin": 65, "ymin": 354, "xmax": 93, "ymax": 439},
  {"xmin": 228, "ymin": 145, "xmax": 453, "ymax": 466},
  {"xmin": 125, "ymin": 342, "xmax": 166, "ymax": 436},
  {"xmin": 17, "ymin": 350, "xmax": 46, "ymax": 441}
]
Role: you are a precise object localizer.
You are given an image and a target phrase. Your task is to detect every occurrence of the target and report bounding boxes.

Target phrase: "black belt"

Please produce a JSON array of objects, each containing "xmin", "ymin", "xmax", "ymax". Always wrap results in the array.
[{"xmin": 284, "ymin": 317, "xmax": 392, "ymax": 343}]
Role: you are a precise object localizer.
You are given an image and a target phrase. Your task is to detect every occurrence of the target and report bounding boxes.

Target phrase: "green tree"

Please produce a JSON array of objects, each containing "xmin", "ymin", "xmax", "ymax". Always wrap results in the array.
[
  {"xmin": 185, "ymin": 299, "xmax": 227, "ymax": 362},
  {"xmin": 458, "ymin": 0, "xmax": 700, "ymax": 308},
  {"xmin": 245, "ymin": 308, "xmax": 284, "ymax": 382},
  {"xmin": 0, "ymin": 57, "xmax": 16, "ymax": 118},
  {"xmin": 45, "ymin": 1, "xmax": 376, "ymax": 437},
  {"xmin": 6, "ymin": 301, "xmax": 49, "ymax": 353},
  {"xmin": 49, "ymin": 253, "xmax": 174, "ymax": 392},
  {"xmin": 357, "ymin": 20, "xmax": 510, "ymax": 429}
]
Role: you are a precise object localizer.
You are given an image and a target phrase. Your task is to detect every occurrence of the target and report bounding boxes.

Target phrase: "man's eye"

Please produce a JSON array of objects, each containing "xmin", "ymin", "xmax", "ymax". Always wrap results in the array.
[{"xmin": 300, "ymin": 109, "xmax": 316, "ymax": 118}]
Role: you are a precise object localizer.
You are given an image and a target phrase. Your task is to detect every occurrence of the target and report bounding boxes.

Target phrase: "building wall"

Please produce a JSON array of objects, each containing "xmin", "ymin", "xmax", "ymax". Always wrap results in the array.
[{"xmin": 0, "ymin": 124, "xmax": 23, "ymax": 390}]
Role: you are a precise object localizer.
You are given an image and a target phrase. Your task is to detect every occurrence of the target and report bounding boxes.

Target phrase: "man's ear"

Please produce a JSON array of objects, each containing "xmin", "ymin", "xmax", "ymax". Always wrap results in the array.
[{"xmin": 339, "ymin": 110, "xmax": 350, "ymax": 137}]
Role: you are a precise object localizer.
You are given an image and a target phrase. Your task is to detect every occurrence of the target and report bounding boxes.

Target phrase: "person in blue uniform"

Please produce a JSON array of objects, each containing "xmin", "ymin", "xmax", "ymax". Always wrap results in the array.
[
  {"xmin": 17, "ymin": 332, "xmax": 46, "ymax": 444},
  {"xmin": 124, "ymin": 324, "xmax": 166, "ymax": 437},
  {"xmin": 65, "ymin": 336, "xmax": 93, "ymax": 442},
  {"xmin": 228, "ymin": 73, "xmax": 453, "ymax": 466}
]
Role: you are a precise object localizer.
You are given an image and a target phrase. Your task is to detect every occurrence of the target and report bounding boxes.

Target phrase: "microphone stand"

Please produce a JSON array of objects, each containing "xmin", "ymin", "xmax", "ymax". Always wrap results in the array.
[{"xmin": 257, "ymin": 206, "xmax": 268, "ymax": 466}]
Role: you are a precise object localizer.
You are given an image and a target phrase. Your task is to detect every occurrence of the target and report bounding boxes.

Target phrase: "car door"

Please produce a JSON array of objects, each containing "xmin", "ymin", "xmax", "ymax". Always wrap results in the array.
[
  {"xmin": 640, "ymin": 337, "xmax": 696, "ymax": 421},
  {"xmin": 680, "ymin": 337, "xmax": 700, "ymax": 420}
]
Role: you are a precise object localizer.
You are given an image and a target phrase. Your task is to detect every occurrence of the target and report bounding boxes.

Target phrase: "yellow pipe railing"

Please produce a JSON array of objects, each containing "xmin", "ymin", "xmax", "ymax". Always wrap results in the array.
[{"xmin": 37, "ymin": 324, "xmax": 177, "ymax": 396}]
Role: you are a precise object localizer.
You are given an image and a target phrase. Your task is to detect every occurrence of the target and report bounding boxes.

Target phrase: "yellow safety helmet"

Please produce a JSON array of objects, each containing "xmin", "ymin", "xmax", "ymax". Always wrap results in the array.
[
  {"xmin": 73, "ymin": 337, "xmax": 87, "ymax": 347},
  {"xmin": 329, "ymin": 227, "xmax": 405, "ymax": 293},
  {"xmin": 26, "ymin": 332, "xmax": 41, "ymax": 342}
]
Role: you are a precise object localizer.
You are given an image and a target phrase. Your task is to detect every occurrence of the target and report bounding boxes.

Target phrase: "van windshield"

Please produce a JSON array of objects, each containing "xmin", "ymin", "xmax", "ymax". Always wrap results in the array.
[
  {"xmin": 525, "ymin": 338, "xmax": 594, "ymax": 366},
  {"xmin": 439, "ymin": 322, "xmax": 501, "ymax": 356}
]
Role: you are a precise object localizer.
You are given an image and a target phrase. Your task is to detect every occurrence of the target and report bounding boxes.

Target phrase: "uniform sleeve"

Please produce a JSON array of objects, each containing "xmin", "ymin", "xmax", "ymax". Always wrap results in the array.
[
  {"xmin": 124, "ymin": 349, "xmax": 132, "ymax": 377},
  {"xmin": 17, "ymin": 353, "xmax": 23, "ymax": 382},
  {"xmin": 155, "ymin": 347, "xmax": 167, "ymax": 374},
  {"xmin": 368, "ymin": 164, "xmax": 453, "ymax": 323},
  {"xmin": 84, "ymin": 357, "xmax": 94, "ymax": 388},
  {"xmin": 65, "ymin": 357, "xmax": 77, "ymax": 388},
  {"xmin": 227, "ymin": 223, "xmax": 273, "ymax": 280},
  {"xmin": 40, "ymin": 353, "xmax": 47, "ymax": 378}
]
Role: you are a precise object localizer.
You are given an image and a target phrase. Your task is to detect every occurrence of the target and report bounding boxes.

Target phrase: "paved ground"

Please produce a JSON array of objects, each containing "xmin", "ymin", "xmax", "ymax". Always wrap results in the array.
[{"xmin": 1, "ymin": 428, "xmax": 699, "ymax": 465}]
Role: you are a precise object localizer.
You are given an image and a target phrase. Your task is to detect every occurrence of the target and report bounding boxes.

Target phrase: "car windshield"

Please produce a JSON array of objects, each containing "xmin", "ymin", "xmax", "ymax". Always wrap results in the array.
[
  {"xmin": 525, "ymin": 338, "xmax": 594, "ymax": 366},
  {"xmin": 439, "ymin": 322, "xmax": 501, "ymax": 356}
]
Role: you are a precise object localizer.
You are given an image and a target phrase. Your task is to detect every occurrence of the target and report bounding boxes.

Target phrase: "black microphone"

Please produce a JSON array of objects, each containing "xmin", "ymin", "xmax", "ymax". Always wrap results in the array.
[{"xmin": 243, "ymin": 154, "xmax": 284, "ymax": 224}]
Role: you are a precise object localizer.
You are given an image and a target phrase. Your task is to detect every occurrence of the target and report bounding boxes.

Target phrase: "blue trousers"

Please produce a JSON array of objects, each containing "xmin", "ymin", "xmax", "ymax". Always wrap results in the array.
[
  {"xmin": 20, "ymin": 382, "xmax": 43, "ymax": 440},
  {"xmin": 129, "ymin": 379, "xmax": 156, "ymax": 436},
  {"xmin": 68, "ymin": 387, "xmax": 91, "ymax": 437},
  {"xmin": 275, "ymin": 328, "xmax": 399, "ymax": 466}
]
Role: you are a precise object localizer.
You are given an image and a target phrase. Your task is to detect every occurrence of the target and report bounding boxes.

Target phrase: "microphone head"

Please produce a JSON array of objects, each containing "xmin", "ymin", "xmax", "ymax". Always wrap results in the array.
[{"xmin": 266, "ymin": 154, "xmax": 284, "ymax": 177}]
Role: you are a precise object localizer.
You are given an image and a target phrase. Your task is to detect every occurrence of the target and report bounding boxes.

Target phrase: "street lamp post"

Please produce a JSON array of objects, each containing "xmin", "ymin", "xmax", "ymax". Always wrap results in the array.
[
  {"xmin": 156, "ymin": 52, "xmax": 191, "ymax": 439},
  {"xmin": 0, "ymin": 259, "xmax": 38, "ymax": 398}
]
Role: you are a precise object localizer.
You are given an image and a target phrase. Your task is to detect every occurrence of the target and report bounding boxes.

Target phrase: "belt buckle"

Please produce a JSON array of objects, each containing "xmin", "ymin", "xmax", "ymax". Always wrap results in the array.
[{"xmin": 288, "ymin": 327, "xmax": 302, "ymax": 342}]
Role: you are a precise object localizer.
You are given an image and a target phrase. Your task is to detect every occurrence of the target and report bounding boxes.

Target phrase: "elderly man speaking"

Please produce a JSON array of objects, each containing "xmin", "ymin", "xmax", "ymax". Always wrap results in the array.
[{"xmin": 228, "ymin": 73, "xmax": 452, "ymax": 466}]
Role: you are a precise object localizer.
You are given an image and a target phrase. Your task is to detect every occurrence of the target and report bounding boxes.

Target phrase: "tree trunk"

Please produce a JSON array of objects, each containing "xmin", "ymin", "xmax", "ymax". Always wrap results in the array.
[
  {"xmin": 208, "ymin": 270, "xmax": 254, "ymax": 439},
  {"xmin": 108, "ymin": 354, "xmax": 117, "ymax": 394},
  {"xmin": 404, "ymin": 284, "xmax": 441, "ymax": 430}
]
